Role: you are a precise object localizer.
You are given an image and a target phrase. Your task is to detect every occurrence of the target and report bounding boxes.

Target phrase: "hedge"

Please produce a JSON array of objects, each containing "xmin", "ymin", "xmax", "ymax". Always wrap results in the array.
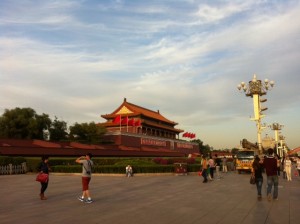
[
  {"xmin": 1, "ymin": 156, "xmax": 201, "ymax": 173},
  {"xmin": 0, "ymin": 156, "xmax": 26, "ymax": 166},
  {"xmin": 51, "ymin": 164, "xmax": 201, "ymax": 174}
]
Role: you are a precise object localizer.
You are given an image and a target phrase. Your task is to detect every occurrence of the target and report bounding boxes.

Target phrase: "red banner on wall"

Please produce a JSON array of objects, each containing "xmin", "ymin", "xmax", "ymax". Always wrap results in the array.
[{"xmin": 141, "ymin": 138, "xmax": 167, "ymax": 147}]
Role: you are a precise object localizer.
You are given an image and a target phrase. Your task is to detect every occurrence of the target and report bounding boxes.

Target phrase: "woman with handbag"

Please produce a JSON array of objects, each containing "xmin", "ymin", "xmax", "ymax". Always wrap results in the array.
[
  {"xmin": 252, "ymin": 155, "xmax": 263, "ymax": 200},
  {"xmin": 38, "ymin": 156, "xmax": 50, "ymax": 200}
]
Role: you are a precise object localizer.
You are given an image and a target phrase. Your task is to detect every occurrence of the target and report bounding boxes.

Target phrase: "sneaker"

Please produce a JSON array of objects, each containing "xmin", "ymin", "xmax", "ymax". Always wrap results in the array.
[
  {"xmin": 78, "ymin": 196, "xmax": 84, "ymax": 202},
  {"xmin": 273, "ymin": 197, "xmax": 278, "ymax": 201},
  {"xmin": 85, "ymin": 199, "xmax": 93, "ymax": 204},
  {"xmin": 267, "ymin": 194, "xmax": 272, "ymax": 201},
  {"xmin": 257, "ymin": 195, "xmax": 262, "ymax": 200}
]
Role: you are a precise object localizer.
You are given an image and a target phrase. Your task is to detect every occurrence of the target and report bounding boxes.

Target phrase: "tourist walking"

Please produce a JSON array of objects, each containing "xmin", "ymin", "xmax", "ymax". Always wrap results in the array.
[
  {"xmin": 263, "ymin": 148, "xmax": 279, "ymax": 201},
  {"xmin": 296, "ymin": 157, "xmax": 300, "ymax": 177},
  {"xmin": 38, "ymin": 156, "xmax": 50, "ymax": 200},
  {"xmin": 281, "ymin": 155, "xmax": 286, "ymax": 179},
  {"xmin": 76, "ymin": 153, "xmax": 94, "ymax": 203},
  {"xmin": 275, "ymin": 154, "xmax": 281, "ymax": 176},
  {"xmin": 126, "ymin": 165, "xmax": 133, "ymax": 177},
  {"xmin": 284, "ymin": 156, "xmax": 292, "ymax": 181},
  {"xmin": 252, "ymin": 155, "xmax": 263, "ymax": 200},
  {"xmin": 233, "ymin": 156, "xmax": 236, "ymax": 171},
  {"xmin": 222, "ymin": 156, "xmax": 228, "ymax": 173},
  {"xmin": 208, "ymin": 156, "xmax": 215, "ymax": 180},
  {"xmin": 215, "ymin": 154, "xmax": 221, "ymax": 179},
  {"xmin": 201, "ymin": 155, "xmax": 208, "ymax": 183}
]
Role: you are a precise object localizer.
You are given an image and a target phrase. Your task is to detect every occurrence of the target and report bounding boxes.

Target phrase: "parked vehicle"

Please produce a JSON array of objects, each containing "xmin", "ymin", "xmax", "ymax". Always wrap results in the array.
[{"xmin": 236, "ymin": 150, "xmax": 256, "ymax": 174}]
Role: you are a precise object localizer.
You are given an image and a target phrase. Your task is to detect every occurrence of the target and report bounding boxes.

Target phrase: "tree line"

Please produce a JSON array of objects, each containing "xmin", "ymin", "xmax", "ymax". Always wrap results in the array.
[{"xmin": 0, "ymin": 107, "xmax": 106, "ymax": 144}]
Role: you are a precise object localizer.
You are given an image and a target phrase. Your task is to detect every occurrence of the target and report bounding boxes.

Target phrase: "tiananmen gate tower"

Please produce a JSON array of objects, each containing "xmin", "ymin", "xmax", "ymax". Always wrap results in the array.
[{"xmin": 99, "ymin": 98, "xmax": 199, "ymax": 156}]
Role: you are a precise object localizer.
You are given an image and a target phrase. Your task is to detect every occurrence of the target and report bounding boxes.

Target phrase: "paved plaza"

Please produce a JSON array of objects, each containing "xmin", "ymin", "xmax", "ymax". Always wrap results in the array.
[{"xmin": 1, "ymin": 171, "xmax": 299, "ymax": 224}]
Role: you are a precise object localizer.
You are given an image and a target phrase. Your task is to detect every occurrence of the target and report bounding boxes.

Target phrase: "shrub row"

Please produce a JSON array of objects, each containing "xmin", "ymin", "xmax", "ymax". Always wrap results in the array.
[
  {"xmin": 51, "ymin": 164, "xmax": 202, "ymax": 174},
  {"xmin": 153, "ymin": 157, "xmax": 198, "ymax": 165},
  {"xmin": 2, "ymin": 156, "xmax": 202, "ymax": 173},
  {"xmin": 0, "ymin": 156, "xmax": 26, "ymax": 166},
  {"xmin": 45, "ymin": 157, "xmax": 199, "ymax": 166}
]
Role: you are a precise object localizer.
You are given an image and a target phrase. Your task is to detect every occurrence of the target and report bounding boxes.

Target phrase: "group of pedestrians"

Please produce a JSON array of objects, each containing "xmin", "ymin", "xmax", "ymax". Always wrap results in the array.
[
  {"xmin": 201, "ymin": 154, "xmax": 228, "ymax": 183},
  {"xmin": 284, "ymin": 155, "xmax": 300, "ymax": 179},
  {"xmin": 37, "ymin": 153, "xmax": 94, "ymax": 204},
  {"xmin": 37, "ymin": 150, "xmax": 300, "ymax": 204},
  {"xmin": 37, "ymin": 154, "xmax": 135, "ymax": 203},
  {"xmin": 251, "ymin": 148, "xmax": 300, "ymax": 201}
]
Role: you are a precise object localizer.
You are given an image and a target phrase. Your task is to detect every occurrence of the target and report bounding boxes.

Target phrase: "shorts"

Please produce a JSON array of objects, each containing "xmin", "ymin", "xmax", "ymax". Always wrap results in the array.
[{"xmin": 82, "ymin": 177, "xmax": 91, "ymax": 191}]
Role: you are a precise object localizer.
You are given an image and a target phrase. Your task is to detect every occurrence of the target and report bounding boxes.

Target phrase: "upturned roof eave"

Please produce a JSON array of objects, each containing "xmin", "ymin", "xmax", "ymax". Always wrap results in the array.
[{"xmin": 101, "ymin": 99, "xmax": 177, "ymax": 125}]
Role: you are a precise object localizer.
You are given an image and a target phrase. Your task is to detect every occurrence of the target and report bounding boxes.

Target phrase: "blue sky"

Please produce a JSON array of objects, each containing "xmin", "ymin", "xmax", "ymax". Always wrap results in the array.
[{"xmin": 1, "ymin": 0, "xmax": 300, "ymax": 150}]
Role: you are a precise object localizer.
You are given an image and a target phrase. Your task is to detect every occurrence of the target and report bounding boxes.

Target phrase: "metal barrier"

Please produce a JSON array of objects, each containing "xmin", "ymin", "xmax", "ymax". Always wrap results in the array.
[
  {"xmin": 174, "ymin": 163, "xmax": 187, "ymax": 175},
  {"xmin": 0, "ymin": 162, "xmax": 27, "ymax": 175}
]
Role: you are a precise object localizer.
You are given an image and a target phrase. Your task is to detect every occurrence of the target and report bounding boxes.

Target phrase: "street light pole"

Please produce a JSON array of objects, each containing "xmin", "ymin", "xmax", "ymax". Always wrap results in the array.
[
  {"xmin": 279, "ymin": 135, "xmax": 287, "ymax": 156},
  {"xmin": 237, "ymin": 74, "xmax": 274, "ymax": 155},
  {"xmin": 269, "ymin": 123, "xmax": 284, "ymax": 156}
]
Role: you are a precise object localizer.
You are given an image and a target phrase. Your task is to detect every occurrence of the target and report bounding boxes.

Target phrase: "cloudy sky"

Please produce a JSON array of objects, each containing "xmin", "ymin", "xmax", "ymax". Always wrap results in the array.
[{"xmin": 1, "ymin": 0, "xmax": 300, "ymax": 150}]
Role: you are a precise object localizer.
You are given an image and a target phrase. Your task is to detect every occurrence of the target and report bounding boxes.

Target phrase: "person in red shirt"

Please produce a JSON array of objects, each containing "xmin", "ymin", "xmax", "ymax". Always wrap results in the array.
[{"xmin": 263, "ymin": 148, "xmax": 279, "ymax": 201}]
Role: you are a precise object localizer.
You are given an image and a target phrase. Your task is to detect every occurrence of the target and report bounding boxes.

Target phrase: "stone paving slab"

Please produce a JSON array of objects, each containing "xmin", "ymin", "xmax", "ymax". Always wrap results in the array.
[{"xmin": 1, "ymin": 171, "xmax": 299, "ymax": 224}]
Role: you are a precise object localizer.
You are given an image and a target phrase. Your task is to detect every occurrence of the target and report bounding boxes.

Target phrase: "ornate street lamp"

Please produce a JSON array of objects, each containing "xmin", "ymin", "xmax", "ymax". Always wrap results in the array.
[
  {"xmin": 237, "ymin": 74, "xmax": 274, "ymax": 154},
  {"xmin": 269, "ymin": 123, "xmax": 284, "ymax": 156},
  {"xmin": 278, "ymin": 135, "xmax": 287, "ymax": 156}
]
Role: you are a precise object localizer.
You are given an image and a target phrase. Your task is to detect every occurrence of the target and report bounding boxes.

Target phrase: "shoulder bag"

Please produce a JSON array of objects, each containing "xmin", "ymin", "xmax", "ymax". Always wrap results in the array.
[
  {"xmin": 36, "ymin": 173, "xmax": 49, "ymax": 183},
  {"xmin": 250, "ymin": 175, "xmax": 256, "ymax": 184}
]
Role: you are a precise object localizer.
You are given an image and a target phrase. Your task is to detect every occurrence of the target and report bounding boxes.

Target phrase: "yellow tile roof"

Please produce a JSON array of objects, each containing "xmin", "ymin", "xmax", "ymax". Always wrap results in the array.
[{"xmin": 101, "ymin": 98, "xmax": 178, "ymax": 125}]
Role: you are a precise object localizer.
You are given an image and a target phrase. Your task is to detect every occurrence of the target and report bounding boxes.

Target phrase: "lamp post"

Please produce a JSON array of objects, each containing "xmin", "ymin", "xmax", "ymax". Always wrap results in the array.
[
  {"xmin": 279, "ymin": 135, "xmax": 287, "ymax": 156},
  {"xmin": 269, "ymin": 122, "xmax": 284, "ymax": 156},
  {"xmin": 237, "ymin": 74, "xmax": 274, "ymax": 154}
]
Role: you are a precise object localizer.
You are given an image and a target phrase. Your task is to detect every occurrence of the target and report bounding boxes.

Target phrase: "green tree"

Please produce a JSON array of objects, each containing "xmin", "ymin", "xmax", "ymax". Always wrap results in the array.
[
  {"xmin": 69, "ymin": 122, "xmax": 106, "ymax": 144},
  {"xmin": 33, "ymin": 113, "xmax": 52, "ymax": 139},
  {"xmin": 49, "ymin": 117, "xmax": 68, "ymax": 141},
  {"xmin": 191, "ymin": 139, "xmax": 211, "ymax": 156},
  {"xmin": 201, "ymin": 144, "xmax": 212, "ymax": 157},
  {"xmin": 0, "ymin": 107, "xmax": 51, "ymax": 139}
]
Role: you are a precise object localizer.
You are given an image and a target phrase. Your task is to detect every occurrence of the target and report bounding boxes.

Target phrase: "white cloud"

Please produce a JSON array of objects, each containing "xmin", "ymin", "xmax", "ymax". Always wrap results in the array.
[
  {"xmin": 1, "ymin": 0, "xmax": 300, "ymax": 149},
  {"xmin": 195, "ymin": 2, "xmax": 250, "ymax": 23}
]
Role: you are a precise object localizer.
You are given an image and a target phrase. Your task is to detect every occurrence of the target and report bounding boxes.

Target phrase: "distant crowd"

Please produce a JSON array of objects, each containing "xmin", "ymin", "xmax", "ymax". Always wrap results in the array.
[{"xmin": 199, "ymin": 149, "xmax": 300, "ymax": 202}]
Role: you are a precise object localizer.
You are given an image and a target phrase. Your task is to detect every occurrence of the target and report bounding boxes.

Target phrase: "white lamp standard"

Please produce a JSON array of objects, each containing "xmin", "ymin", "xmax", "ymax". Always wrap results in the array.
[
  {"xmin": 269, "ymin": 122, "xmax": 284, "ymax": 156},
  {"xmin": 237, "ymin": 74, "xmax": 274, "ymax": 154},
  {"xmin": 279, "ymin": 135, "xmax": 286, "ymax": 156}
]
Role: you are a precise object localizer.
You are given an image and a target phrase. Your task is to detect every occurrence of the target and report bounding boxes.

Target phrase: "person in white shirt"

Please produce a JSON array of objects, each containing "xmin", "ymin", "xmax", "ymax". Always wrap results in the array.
[
  {"xmin": 208, "ymin": 157, "xmax": 215, "ymax": 180},
  {"xmin": 296, "ymin": 157, "xmax": 300, "ymax": 177},
  {"xmin": 215, "ymin": 154, "xmax": 221, "ymax": 179},
  {"xmin": 284, "ymin": 156, "xmax": 292, "ymax": 181},
  {"xmin": 126, "ymin": 165, "xmax": 133, "ymax": 177},
  {"xmin": 222, "ymin": 157, "xmax": 228, "ymax": 173}
]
